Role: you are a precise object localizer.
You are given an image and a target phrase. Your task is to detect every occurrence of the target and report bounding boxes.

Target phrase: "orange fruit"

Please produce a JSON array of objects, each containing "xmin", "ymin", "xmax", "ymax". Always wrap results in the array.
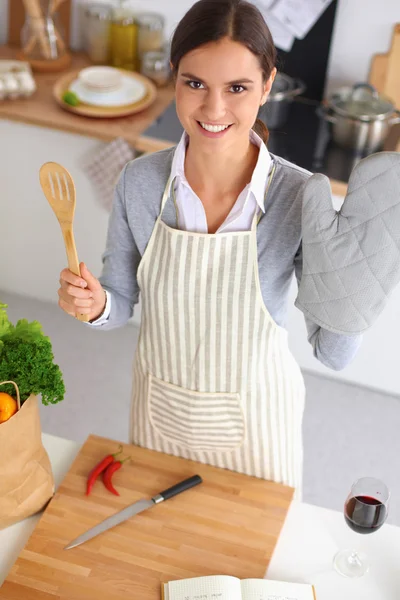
[{"xmin": 0, "ymin": 392, "xmax": 18, "ymax": 423}]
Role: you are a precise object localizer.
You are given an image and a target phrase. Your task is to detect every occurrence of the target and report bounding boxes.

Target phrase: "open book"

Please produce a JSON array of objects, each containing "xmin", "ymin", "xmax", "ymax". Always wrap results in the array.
[{"xmin": 162, "ymin": 575, "xmax": 316, "ymax": 600}]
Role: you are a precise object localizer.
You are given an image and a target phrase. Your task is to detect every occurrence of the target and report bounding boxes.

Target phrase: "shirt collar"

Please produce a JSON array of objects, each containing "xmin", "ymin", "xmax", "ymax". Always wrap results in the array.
[{"xmin": 170, "ymin": 129, "xmax": 272, "ymax": 212}]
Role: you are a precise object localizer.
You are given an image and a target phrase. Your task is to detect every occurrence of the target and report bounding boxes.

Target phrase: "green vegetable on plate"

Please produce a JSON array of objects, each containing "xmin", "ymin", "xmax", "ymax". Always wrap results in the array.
[{"xmin": 62, "ymin": 90, "xmax": 80, "ymax": 107}]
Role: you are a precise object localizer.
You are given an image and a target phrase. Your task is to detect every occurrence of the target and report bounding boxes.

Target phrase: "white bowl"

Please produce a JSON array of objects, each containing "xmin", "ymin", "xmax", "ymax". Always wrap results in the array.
[{"xmin": 78, "ymin": 66, "xmax": 123, "ymax": 93}]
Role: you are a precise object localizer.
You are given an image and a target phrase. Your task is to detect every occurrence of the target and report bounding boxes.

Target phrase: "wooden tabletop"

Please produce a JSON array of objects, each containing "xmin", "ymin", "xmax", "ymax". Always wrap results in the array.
[
  {"xmin": 1, "ymin": 434, "xmax": 293, "ymax": 600},
  {"xmin": 0, "ymin": 46, "xmax": 175, "ymax": 154}
]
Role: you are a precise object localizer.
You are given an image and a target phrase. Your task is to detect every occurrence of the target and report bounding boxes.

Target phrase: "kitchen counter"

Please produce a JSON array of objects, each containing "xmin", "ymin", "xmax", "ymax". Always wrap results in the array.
[
  {"xmin": 1, "ymin": 433, "xmax": 399, "ymax": 599},
  {"xmin": 0, "ymin": 46, "xmax": 175, "ymax": 154},
  {"xmin": 2, "ymin": 45, "xmax": 392, "ymax": 197}
]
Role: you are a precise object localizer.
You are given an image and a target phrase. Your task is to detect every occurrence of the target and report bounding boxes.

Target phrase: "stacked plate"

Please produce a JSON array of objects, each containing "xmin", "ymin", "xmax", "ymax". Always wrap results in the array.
[{"xmin": 69, "ymin": 66, "xmax": 147, "ymax": 107}]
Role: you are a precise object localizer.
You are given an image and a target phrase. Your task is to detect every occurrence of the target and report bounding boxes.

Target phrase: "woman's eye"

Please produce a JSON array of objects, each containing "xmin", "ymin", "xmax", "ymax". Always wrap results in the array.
[
  {"xmin": 230, "ymin": 84, "xmax": 246, "ymax": 93},
  {"xmin": 187, "ymin": 80, "xmax": 204, "ymax": 89}
]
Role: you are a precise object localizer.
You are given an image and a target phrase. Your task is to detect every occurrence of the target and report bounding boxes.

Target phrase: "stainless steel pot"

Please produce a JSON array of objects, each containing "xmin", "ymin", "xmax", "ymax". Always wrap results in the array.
[
  {"xmin": 258, "ymin": 72, "xmax": 306, "ymax": 130},
  {"xmin": 319, "ymin": 83, "xmax": 400, "ymax": 153}
]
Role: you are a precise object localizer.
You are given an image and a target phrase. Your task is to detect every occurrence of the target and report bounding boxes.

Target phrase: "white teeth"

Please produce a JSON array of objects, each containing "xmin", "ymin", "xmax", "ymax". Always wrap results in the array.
[{"xmin": 200, "ymin": 122, "xmax": 230, "ymax": 133}]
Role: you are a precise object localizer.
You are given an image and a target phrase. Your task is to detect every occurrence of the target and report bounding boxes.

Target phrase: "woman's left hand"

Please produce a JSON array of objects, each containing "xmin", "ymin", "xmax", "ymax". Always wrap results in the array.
[{"xmin": 295, "ymin": 151, "xmax": 400, "ymax": 335}]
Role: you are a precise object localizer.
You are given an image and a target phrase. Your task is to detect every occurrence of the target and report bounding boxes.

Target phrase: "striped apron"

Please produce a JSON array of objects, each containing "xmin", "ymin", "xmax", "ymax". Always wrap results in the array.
[{"xmin": 130, "ymin": 174, "xmax": 306, "ymax": 492}]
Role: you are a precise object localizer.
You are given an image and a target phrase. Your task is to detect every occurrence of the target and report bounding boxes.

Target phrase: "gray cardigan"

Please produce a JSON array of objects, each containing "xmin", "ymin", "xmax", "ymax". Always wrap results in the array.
[{"xmin": 98, "ymin": 147, "xmax": 362, "ymax": 371}]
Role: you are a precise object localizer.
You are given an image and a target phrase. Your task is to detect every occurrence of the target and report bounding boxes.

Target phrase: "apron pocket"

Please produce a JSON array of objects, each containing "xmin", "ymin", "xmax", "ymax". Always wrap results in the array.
[{"xmin": 147, "ymin": 373, "xmax": 245, "ymax": 452}]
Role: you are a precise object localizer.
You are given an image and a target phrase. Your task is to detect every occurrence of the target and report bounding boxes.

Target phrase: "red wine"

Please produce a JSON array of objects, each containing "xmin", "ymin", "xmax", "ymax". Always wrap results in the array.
[{"xmin": 344, "ymin": 495, "xmax": 387, "ymax": 534}]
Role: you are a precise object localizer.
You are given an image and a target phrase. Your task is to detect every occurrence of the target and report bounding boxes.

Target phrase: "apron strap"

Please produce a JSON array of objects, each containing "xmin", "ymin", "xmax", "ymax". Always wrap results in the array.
[
  {"xmin": 252, "ymin": 162, "xmax": 276, "ymax": 231},
  {"xmin": 158, "ymin": 174, "xmax": 176, "ymax": 223}
]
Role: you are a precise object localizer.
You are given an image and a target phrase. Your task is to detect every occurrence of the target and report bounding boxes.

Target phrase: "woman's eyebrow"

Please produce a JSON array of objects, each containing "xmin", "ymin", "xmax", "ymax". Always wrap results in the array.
[{"xmin": 180, "ymin": 72, "xmax": 254, "ymax": 85}]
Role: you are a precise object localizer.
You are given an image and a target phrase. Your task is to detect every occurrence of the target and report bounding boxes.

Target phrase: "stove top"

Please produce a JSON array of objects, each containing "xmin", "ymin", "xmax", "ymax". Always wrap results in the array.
[{"xmin": 141, "ymin": 99, "xmax": 398, "ymax": 185}]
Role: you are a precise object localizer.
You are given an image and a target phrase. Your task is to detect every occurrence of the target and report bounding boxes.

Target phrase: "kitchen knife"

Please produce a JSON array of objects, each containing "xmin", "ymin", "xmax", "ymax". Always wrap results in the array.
[{"xmin": 64, "ymin": 474, "xmax": 203, "ymax": 550}]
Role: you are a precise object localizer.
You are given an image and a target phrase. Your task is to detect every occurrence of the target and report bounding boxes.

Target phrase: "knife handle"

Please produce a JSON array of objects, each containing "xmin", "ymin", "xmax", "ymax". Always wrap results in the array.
[{"xmin": 159, "ymin": 475, "xmax": 203, "ymax": 501}]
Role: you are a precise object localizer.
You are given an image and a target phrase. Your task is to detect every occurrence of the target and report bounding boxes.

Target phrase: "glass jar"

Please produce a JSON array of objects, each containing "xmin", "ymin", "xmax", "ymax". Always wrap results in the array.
[
  {"xmin": 136, "ymin": 13, "xmax": 165, "ymax": 63},
  {"xmin": 141, "ymin": 49, "xmax": 171, "ymax": 87},
  {"xmin": 110, "ymin": 8, "xmax": 139, "ymax": 71},
  {"xmin": 21, "ymin": 13, "xmax": 67, "ymax": 62},
  {"xmin": 84, "ymin": 3, "xmax": 112, "ymax": 64}
]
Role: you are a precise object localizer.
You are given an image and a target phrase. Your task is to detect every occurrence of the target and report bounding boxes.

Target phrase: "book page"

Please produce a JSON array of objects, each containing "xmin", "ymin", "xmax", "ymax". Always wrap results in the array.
[
  {"xmin": 164, "ymin": 575, "xmax": 242, "ymax": 600},
  {"xmin": 241, "ymin": 579, "xmax": 314, "ymax": 600}
]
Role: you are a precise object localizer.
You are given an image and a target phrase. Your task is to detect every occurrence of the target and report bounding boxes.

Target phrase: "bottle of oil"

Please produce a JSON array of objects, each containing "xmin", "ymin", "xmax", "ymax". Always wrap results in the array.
[{"xmin": 110, "ymin": 7, "xmax": 138, "ymax": 71}]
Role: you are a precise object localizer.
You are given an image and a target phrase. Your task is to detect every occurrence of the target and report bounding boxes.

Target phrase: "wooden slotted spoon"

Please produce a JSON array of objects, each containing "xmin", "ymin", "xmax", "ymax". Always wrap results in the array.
[{"xmin": 39, "ymin": 162, "xmax": 89, "ymax": 322}]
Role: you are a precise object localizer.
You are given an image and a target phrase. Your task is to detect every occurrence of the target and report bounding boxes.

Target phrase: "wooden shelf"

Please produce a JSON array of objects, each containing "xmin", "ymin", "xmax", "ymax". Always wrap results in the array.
[{"xmin": 0, "ymin": 46, "xmax": 175, "ymax": 154}]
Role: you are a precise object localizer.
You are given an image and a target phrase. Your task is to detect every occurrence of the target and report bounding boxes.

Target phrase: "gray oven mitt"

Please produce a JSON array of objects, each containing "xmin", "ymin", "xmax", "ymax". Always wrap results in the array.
[{"xmin": 295, "ymin": 151, "xmax": 400, "ymax": 335}]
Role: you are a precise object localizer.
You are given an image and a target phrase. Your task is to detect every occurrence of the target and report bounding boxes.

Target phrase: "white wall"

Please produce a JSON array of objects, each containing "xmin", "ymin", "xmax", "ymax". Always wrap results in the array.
[
  {"xmin": 325, "ymin": 0, "xmax": 400, "ymax": 96},
  {"xmin": 1, "ymin": 0, "xmax": 400, "ymax": 96}
]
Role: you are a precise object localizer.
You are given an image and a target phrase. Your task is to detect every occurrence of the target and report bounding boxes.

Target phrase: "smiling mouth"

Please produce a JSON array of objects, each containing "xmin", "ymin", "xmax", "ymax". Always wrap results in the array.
[{"xmin": 198, "ymin": 121, "xmax": 233, "ymax": 133}]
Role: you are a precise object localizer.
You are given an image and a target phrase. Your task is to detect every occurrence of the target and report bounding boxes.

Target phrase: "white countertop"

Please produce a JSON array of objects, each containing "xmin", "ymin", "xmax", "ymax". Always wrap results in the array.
[{"xmin": 1, "ymin": 433, "xmax": 399, "ymax": 598}]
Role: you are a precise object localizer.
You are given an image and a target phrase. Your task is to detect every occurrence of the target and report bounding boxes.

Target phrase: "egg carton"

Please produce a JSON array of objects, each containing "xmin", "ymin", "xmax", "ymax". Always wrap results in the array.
[{"xmin": 0, "ymin": 60, "xmax": 37, "ymax": 100}]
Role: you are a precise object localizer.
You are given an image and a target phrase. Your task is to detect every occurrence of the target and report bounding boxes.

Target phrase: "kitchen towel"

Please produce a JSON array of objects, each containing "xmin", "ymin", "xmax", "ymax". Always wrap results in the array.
[{"xmin": 83, "ymin": 137, "xmax": 136, "ymax": 212}]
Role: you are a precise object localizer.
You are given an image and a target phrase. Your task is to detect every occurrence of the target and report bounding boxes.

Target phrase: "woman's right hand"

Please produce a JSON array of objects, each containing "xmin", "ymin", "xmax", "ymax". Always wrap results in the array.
[{"xmin": 58, "ymin": 262, "xmax": 106, "ymax": 321}]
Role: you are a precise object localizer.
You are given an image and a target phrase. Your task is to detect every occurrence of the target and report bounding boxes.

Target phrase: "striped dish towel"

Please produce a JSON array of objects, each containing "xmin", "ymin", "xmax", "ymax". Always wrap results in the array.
[{"xmin": 83, "ymin": 137, "xmax": 135, "ymax": 211}]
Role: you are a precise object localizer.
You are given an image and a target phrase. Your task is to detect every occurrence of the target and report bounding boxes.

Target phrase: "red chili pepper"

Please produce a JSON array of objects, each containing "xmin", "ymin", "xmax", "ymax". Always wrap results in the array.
[
  {"xmin": 86, "ymin": 445, "xmax": 123, "ymax": 496},
  {"xmin": 102, "ymin": 456, "xmax": 131, "ymax": 496}
]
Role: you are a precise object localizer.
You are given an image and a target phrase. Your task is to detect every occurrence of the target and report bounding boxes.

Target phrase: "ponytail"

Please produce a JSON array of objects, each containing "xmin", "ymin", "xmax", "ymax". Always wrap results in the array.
[{"xmin": 252, "ymin": 118, "xmax": 269, "ymax": 144}]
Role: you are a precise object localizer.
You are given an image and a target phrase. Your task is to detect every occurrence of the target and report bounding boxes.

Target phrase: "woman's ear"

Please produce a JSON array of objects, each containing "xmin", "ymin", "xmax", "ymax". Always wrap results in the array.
[{"xmin": 261, "ymin": 67, "xmax": 277, "ymax": 105}]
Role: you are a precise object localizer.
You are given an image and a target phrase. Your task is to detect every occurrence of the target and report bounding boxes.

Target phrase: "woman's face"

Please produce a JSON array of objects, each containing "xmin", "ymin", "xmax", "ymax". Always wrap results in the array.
[{"xmin": 175, "ymin": 37, "xmax": 276, "ymax": 152}]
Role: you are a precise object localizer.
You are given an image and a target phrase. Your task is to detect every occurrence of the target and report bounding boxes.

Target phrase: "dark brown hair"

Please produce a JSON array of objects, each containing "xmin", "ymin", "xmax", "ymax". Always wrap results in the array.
[{"xmin": 170, "ymin": 0, "xmax": 276, "ymax": 144}]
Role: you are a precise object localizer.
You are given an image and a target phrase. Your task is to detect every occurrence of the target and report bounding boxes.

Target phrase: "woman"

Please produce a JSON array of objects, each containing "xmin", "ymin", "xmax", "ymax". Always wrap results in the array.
[{"xmin": 58, "ymin": 0, "xmax": 361, "ymax": 493}]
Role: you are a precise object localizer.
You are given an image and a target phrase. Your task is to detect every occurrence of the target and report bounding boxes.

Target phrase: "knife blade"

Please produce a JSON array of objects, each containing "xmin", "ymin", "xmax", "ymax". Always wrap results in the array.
[{"xmin": 64, "ymin": 474, "xmax": 203, "ymax": 550}]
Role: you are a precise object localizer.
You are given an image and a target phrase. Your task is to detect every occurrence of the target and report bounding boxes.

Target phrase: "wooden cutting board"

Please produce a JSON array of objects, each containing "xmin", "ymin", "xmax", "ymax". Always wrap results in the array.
[
  {"xmin": 0, "ymin": 434, "xmax": 293, "ymax": 600},
  {"xmin": 369, "ymin": 23, "xmax": 400, "ymax": 108}
]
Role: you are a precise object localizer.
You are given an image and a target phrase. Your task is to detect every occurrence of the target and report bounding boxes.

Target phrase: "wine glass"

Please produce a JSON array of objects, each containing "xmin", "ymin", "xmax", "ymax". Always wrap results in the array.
[{"xmin": 334, "ymin": 477, "xmax": 390, "ymax": 578}]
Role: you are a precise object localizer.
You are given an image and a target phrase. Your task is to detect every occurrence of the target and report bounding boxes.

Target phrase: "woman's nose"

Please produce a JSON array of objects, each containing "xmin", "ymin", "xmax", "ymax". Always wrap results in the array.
[{"xmin": 202, "ymin": 91, "xmax": 226, "ymax": 122}]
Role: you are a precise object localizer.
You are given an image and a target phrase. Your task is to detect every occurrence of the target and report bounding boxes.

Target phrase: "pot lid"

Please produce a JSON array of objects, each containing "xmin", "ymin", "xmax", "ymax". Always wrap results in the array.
[
  {"xmin": 270, "ymin": 72, "xmax": 305, "ymax": 100},
  {"xmin": 271, "ymin": 72, "xmax": 293, "ymax": 94},
  {"xmin": 329, "ymin": 83, "xmax": 395, "ymax": 121}
]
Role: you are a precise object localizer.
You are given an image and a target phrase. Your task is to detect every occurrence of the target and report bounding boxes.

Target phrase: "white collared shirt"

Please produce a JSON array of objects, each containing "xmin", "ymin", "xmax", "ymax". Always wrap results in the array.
[
  {"xmin": 91, "ymin": 129, "xmax": 272, "ymax": 325},
  {"xmin": 169, "ymin": 129, "xmax": 272, "ymax": 233}
]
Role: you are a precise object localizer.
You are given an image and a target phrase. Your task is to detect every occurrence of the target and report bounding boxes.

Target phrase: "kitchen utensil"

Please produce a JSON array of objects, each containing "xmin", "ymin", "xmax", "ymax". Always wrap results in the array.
[
  {"xmin": 19, "ymin": 0, "xmax": 71, "ymax": 72},
  {"xmin": 22, "ymin": 0, "xmax": 52, "ymax": 59},
  {"xmin": 39, "ymin": 162, "xmax": 89, "ymax": 322},
  {"xmin": 53, "ymin": 68, "xmax": 157, "ymax": 118},
  {"xmin": 369, "ymin": 23, "xmax": 400, "ymax": 109},
  {"xmin": 65, "ymin": 474, "xmax": 203, "ymax": 549},
  {"xmin": 0, "ymin": 434, "xmax": 293, "ymax": 600},
  {"xmin": 23, "ymin": 0, "xmax": 67, "ymax": 56},
  {"xmin": 7, "ymin": 0, "xmax": 71, "ymax": 48},
  {"xmin": 258, "ymin": 72, "xmax": 306, "ymax": 129},
  {"xmin": 318, "ymin": 82, "xmax": 400, "ymax": 153}
]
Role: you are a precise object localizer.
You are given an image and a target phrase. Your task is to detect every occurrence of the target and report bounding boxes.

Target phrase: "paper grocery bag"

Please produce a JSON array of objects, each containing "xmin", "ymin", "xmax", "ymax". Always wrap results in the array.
[{"xmin": 0, "ymin": 381, "xmax": 54, "ymax": 529}]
